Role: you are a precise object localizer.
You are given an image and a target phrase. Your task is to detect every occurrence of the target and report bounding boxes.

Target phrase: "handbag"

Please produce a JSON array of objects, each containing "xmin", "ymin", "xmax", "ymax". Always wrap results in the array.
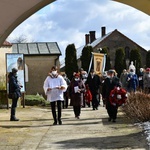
[{"xmin": 8, "ymin": 92, "xmax": 18, "ymax": 99}]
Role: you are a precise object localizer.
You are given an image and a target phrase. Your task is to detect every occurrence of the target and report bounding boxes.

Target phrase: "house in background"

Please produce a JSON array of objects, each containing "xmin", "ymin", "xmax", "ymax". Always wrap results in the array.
[
  {"xmin": 61, "ymin": 27, "xmax": 147, "ymax": 71},
  {"xmin": 85, "ymin": 27, "xmax": 147, "ymax": 68},
  {"xmin": 12, "ymin": 42, "xmax": 61, "ymax": 95},
  {"xmin": 0, "ymin": 41, "xmax": 12, "ymax": 77}
]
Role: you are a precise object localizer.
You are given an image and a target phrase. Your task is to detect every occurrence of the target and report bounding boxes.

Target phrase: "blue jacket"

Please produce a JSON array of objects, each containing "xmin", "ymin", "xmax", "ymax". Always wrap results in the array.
[{"xmin": 127, "ymin": 73, "xmax": 139, "ymax": 92}]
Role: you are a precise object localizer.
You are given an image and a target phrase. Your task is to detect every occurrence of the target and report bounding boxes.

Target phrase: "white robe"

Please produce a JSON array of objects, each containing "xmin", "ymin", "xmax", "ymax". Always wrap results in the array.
[{"xmin": 43, "ymin": 75, "xmax": 67, "ymax": 102}]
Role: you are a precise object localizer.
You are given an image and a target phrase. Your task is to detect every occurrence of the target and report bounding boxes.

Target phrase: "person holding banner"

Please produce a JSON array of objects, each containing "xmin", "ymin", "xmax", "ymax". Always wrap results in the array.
[
  {"xmin": 8, "ymin": 68, "xmax": 22, "ymax": 121},
  {"xmin": 86, "ymin": 69, "xmax": 101, "ymax": 110}
]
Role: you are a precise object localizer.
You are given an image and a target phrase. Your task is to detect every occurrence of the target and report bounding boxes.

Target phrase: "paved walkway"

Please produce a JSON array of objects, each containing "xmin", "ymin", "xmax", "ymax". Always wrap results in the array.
[{"xmin": 0, "ymin": 105, "xmax": 149, "ymax": 150}]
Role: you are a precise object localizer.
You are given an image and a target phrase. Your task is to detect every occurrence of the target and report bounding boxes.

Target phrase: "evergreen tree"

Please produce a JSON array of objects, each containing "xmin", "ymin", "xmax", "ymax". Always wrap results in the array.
[
  {"xmin": 146, "ymin": 50, "xmax": 150, "ymax": 68},
  {"xmin": 100, "ymin": 47, "xmax": 111, "ymax": 71},
  {"xmin": 130, "ymin": 48, "xmax": 142, "ymax": 74},
  {"xmin": 80, "ymin": 46, "xmax": 93, "ymax": 72},
  {"xmin": 65, "ymin": 44, "xmax": 78, "ymax": 80},
  {"xmin": 114, "ymin": 47, "xmax": 126, "ymax": 77}
]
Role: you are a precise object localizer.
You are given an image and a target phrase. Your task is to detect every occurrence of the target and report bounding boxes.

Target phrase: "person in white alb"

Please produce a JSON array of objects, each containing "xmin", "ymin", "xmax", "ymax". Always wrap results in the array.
[{"xmin": 43, "ymin": 66, "xmax": 67, "ymax": 125}]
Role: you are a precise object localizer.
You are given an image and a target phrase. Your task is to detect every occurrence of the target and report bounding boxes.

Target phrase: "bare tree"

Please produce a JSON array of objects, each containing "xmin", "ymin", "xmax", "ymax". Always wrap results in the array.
[{"xmin": 7, "ymin": 34, "xmax": 35, "ymax": 43}]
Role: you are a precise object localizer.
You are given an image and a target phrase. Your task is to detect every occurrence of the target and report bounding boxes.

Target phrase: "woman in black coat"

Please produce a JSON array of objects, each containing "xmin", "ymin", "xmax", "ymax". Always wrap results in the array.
[
  {"xmin": 8, "ymin": 68, "xmax": 21, "ymax": 121},
  {"xmin": 86, "ymin": 69, "xmax": 101, "ymax": 110},
  {"xmin": 102, "ymin": 70, "xmax": 119, "ymax": 122}
]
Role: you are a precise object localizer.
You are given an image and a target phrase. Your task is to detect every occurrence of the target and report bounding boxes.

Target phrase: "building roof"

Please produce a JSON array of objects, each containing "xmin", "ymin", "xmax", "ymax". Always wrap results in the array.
[
  {"xmin": 60, "ymin": 33, "xmax": 112, "ymax": 68},
  {"xmin": 2, "ymin": 41, "xmax": 12, "ymax": 46},
  {"xmin": 73, "ymin": 31, "xmax": 112, "ymax": 61},
  {"xmin": 12, "ymin": 42, "xmax": 61, "ymax": 55},
  {"xmin": 60, "ymin": 28, "xmax": 148, "ymax": 69},
  {"xmin": 88, "ymin": 31, "xmax": 112, "ymax": 48}
]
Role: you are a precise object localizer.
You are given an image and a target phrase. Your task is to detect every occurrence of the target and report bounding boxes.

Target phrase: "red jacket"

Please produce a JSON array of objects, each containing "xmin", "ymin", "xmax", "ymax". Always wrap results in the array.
[
  {"xmin": 84, "ymin": 89, "xmax": 92, "ymax": 103},
  {"xmin": 109, "ymin": 87, "xmax": 127, "ymax": 106}
]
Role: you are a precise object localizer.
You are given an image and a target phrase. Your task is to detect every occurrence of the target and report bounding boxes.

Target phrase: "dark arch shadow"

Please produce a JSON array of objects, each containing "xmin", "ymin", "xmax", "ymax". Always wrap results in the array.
[{"xmin": 0, "ymin": 0, "xmax": 56, "ymax": 46}]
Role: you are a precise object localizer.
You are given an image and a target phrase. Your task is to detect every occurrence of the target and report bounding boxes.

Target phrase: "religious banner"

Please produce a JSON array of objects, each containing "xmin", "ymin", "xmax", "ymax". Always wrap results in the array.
[
  {"xmin": 6, "ymin": 53, "xmax": 25, "ymax": 92},
  {"xmin": 92, "ymin": 52, "xmax": 106, "ymax": 75}
]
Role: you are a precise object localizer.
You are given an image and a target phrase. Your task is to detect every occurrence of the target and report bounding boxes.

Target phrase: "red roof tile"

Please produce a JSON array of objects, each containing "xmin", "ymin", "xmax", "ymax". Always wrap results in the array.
[{"xmin": 2, "ymin": 41, "xmax": 12, "ymax": 46}]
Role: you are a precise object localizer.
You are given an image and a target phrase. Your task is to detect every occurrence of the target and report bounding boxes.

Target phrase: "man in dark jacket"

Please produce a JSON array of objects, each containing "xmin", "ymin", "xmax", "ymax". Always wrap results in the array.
[
  {"xmin": 62, "ymin": 73, "xmax": 70, "ymax": 108},
  {"xmin": 86, "ymin": 69, "xmax": 101, "ymax": 110},
  {"xmin": 8, "ymin": 68, "xmax": 22, "ymax": 121},
  {"xmin": 102, "ymin": 69, "xmax": 119, "ymax": 122}
]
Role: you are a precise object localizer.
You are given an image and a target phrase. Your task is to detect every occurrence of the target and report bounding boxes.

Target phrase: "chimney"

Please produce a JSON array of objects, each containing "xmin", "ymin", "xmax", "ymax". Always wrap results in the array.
[
  {"xmin": 89, "ymin": 31, "xmax": 96, "ymax": 43},
  {"xmin": 85, "ymin": 34, "xmax": 90, "ymax": 45},
  {"xmin": 101, "ymin": 26, "xmax": 106, "ymax": 37}
]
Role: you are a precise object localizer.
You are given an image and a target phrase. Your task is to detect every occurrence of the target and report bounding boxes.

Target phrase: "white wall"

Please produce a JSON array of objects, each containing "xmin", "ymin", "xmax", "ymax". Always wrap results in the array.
[{"xmin": 0, "ymin": 46, "xmax": 12, "ymax": 77}]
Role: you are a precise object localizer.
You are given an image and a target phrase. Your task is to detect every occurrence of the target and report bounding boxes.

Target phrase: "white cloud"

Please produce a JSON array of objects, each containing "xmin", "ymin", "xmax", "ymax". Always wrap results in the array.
[{"xmin": 8, "ymin": 0, "xmax": 150, "ymax": 60}]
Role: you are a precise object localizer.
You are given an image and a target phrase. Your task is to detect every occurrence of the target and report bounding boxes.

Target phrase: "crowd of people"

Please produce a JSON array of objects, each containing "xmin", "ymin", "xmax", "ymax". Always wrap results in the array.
[
  {"xmin": 44, "ymin": 63, "xmax": 150, "ymax": 125},
  {"xmin": 42, "ymin": 65, "xmax": 127, "ymax": 125},
  {"xmin": 8, "ymin": 63, "xmax": 150, "ymax": 125}
]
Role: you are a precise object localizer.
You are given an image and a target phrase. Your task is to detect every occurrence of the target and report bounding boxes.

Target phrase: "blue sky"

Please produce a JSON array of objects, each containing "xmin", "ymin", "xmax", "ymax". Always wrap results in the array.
[{"xmin": 7, "ymin": 0, "xmax": 150, "ymax": 61}]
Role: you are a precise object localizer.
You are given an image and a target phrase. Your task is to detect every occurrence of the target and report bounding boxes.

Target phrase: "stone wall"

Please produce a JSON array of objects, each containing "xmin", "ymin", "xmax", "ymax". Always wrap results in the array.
[{"xmin": 93, "ymin": 30, "xmax": 147, "ymax": 68}]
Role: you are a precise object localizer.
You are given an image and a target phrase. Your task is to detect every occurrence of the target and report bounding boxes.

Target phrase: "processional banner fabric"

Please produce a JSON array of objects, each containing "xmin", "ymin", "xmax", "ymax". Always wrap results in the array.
[{"xmin": 88, "ymin": 52, "xmax": 106, "ymax": 76}]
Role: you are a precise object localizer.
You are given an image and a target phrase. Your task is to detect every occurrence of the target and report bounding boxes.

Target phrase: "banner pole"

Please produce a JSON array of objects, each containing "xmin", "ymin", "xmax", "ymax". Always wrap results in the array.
[{"xmin": 87, "ymin": 53, "xmax": 93, "ymax": 76}]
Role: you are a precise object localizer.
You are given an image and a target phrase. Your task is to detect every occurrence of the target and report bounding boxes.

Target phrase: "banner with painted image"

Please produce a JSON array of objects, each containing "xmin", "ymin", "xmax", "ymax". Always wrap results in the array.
[
  {"xmin": 6, "ymin": 53, "xmax": 25, "ymax": 92},
  {"xmin": 92, "ymin": 52, "xmax": 106, "ymax": 75}
]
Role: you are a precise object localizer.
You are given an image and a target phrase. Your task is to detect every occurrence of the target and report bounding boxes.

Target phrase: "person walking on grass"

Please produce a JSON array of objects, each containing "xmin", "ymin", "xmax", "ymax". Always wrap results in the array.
[{"xmin": 43, "ymin": 66, "xmax": 67, "ymax": 125}]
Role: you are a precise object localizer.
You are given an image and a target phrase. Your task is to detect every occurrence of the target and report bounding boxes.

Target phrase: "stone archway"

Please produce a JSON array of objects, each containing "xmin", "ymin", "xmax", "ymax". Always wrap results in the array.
[{"xmin": 0, "ymin": 0, "xmax": 56, "ymax": 46}]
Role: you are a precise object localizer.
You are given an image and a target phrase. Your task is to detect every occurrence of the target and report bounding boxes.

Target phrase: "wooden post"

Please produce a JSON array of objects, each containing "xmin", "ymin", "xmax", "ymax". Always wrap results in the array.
[
  {"xmin": 6, "ymin": 92, "xmax": 9, "ymax": 109},
  {"xmin": 22, "ymin": 93, "xmax": 25, "ymax": 108}
]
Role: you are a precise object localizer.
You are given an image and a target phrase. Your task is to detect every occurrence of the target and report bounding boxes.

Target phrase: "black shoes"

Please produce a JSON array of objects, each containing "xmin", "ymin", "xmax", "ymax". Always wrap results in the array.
[
  {"xmin": 75, "ymin": 116, "xmax": 80, "ymax": 119},
  {"xmin": 58, "ymin": 120, "xmax": 62, "ymax": 125},
  {"xmin": 53, "ymin": 121, "xmax": 57, "ymax": 125},
  {"xmin": 93, "ymin": 107, "xmax": 98, "ymax": 110},
  {"xmin": 108, "ymin": 118, "xmax": 116, "ymax": 122},
  {"xmin": 53, "ymin": 120, "xmax": 62, "ymax": 125},
  {"xmin": 108, "ymin": 118, "xmax": 112, "ymax": 122},
  {"xmin": 10, "ymin": 117, "xmax": 19, "ymax": 121},
  {"xmin": 112, "ymin": 119, "xmax": 116, "ymax": 123}
]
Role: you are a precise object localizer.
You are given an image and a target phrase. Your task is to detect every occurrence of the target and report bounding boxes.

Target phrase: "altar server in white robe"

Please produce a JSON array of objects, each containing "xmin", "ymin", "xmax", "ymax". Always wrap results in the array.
[{"xmin": 43, "ymin": 66, "xmax": 67, "ymax": 125}]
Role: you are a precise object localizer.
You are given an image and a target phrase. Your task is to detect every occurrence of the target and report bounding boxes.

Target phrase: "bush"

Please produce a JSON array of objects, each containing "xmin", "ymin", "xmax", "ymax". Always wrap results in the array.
[
  {"xmin": 0, "ymin": 75, "xmax": 7, "ymax": 106},
  {"xmin": 0, "ymin": 75, "xmax": 6, "ymax": 90},
  {"xmin": 24, "ymin": 94, "xmax": 48, "ymax": 106},
  {"xmin": 122, "ymin": 92, "xmax": 150, "ymax": 122}
]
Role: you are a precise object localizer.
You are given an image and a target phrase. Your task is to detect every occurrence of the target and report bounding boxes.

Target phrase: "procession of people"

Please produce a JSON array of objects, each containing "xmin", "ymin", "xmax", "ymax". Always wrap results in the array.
[
  {"xmin": 41, "ymin": 58, "xmax": 150, "ymax": 125},
  {"xmin": 8, "ymin": 61, "xmax": 150, "ymax": 125}
]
